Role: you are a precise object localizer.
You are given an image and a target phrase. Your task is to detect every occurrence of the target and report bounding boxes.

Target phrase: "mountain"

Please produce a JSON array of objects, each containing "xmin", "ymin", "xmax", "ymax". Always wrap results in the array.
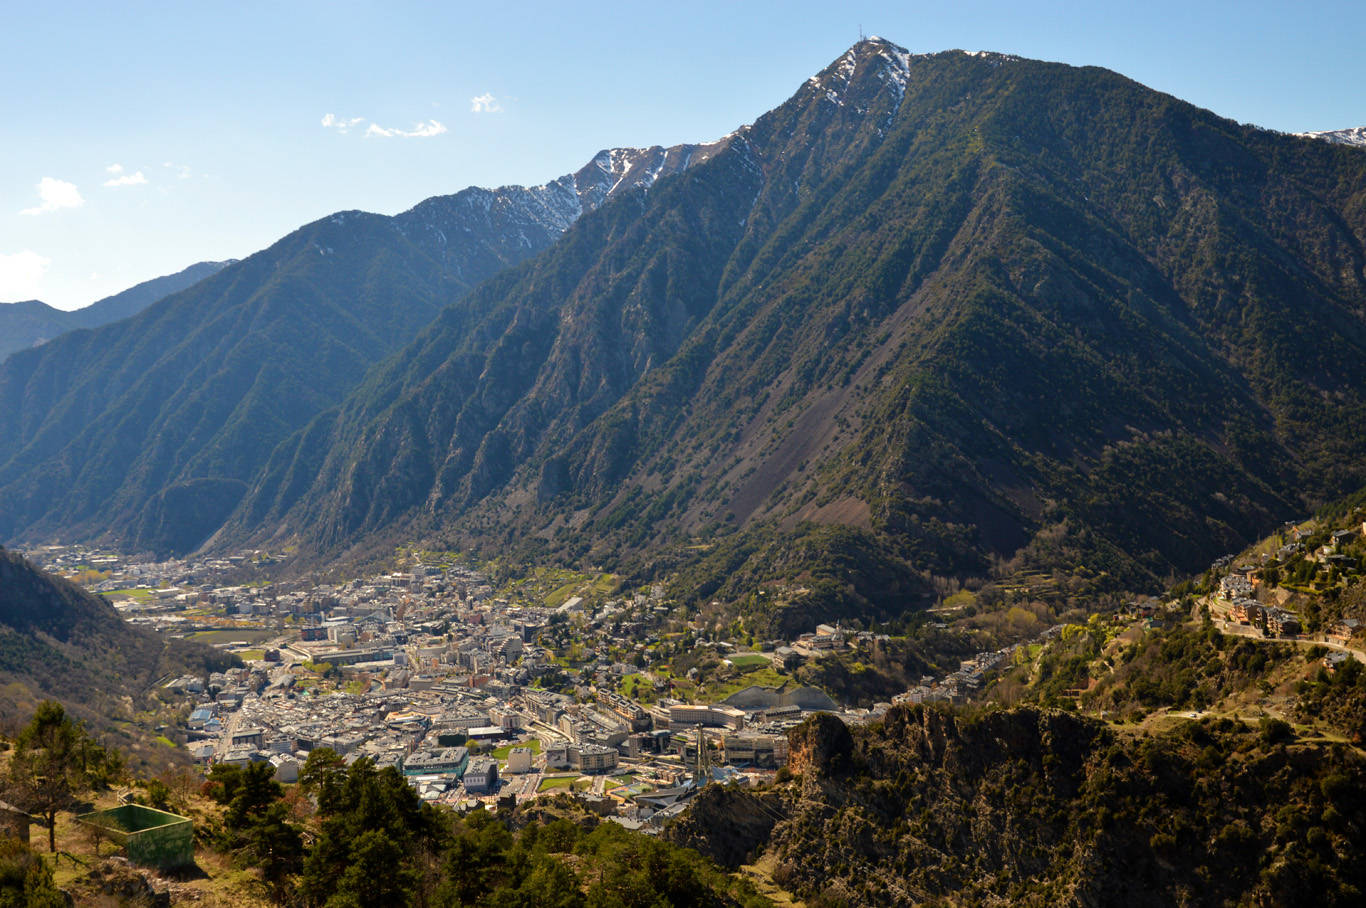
[
  {"xmin": 1298, "ymin": 126, "xmax": 1366, "ymax": 148},
  {"xmin": 0, "ymin": 261, "xmax": 231, "ymax": 362},
  {"xmin": 668, "ymin": 706, "xmax": 1366, "ymax": 906},
  {"xmin": 0, "ymin": 546, "xmax": 232, "ymax": 757},
  {"xmin": 0, "ymin": 300, "xmax": 70, "ymax": 362},
  {"xmin": 226, "ymin": 39, "xmax": 1366, "ymax": 626},
  {"xmin": 0, "ymin": 143, "xmax": 724, "ymax": 556}
]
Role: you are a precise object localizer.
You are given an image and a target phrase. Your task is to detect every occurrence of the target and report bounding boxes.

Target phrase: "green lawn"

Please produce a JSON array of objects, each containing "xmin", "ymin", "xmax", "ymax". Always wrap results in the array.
[
  {"xmin": 104, "ymin": 588, "xmax": 154, "ymax": 601},
  {"xmin": 727, "ymin": 653, "xmax": 772, "ymax": 671},
  {"xmin": 701, "ymin": 665, "xmax": 789, "ymax": 700},
  {"xmin": 617, "ymin": 673, "xmax": 662, "ymax": 704},
  {"xmin": 189, "ymin": 628, "xmax": 276, "ymax": 645},
  {"xmin": 492, "ymin": 738, "xmax": 541, "ymax": 759},
  {"xmin": 537, "ymin": 776, "xmax": 590, "ymax": 792}
]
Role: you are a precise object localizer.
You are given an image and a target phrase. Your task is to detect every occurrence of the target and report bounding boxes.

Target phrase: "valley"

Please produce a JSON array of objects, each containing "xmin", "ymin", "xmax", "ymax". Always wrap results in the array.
[
  {"xmin": 8, "ymin": 483, "xmax": 1366, "ymax": 904},
  {"xmin": 4, "ymin": 25, "xmax": 1366, "ymax": 908}
]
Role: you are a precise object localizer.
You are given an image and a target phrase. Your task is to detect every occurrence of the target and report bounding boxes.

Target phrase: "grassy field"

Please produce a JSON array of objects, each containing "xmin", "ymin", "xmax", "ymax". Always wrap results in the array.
[
  {"xmin": 537, "ymin": 776, "xmax": 591, "ymax": 792},
  {"xmin": 497, "ymin": 566, "xmax": 622, "ymax": 609},
  {"xmin": 617, "ymin": 673, "xmax": 662, "ymax": 704},
  {"xmin": 492, "ymin": 738, "xmax": 541, "ymax": 759},
  {"xmin": 726, "ymin": 653, "xmax": 772, "ymax": 671},
  {"xmin": 701, "ymin": 665, "xmax": 790, "ymax": 701},
  {"xmin": 189, "ymin": 628, "xmax": 276, "ymax": 645},
  {"xmin": 102, "ymin": 588, "xmax": 155, "ymax": 601}
]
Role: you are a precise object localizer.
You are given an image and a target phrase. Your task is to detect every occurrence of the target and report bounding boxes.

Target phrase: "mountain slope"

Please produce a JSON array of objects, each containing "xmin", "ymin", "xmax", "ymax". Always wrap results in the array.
[
  {"xmin": 669, "ymin": 706, "xmax": 1366, "ymax": 906},
  {"xmin": 0, "ymin": 547, "xmax": 231, "ymax": 746},
  {"xmin": 0, "ymin": 261, "xmax": 230, "ymax": 362},
  {"xmin": 235, "ymin": 39, "xmax": 1366, "ymax": 620},
  {"xmin": 0, "ymin": 300, "xmax": 69, "ymax": 361},
  {"xmin": 0, "ymin": 143, "xmax": 723, "ymax": 556}
]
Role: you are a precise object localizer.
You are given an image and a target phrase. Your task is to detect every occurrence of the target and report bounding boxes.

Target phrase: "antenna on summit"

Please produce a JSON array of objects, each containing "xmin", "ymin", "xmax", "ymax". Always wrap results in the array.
[{"xmin": 859, "ymin": 24, "xmax": 865, "ymax": 41}]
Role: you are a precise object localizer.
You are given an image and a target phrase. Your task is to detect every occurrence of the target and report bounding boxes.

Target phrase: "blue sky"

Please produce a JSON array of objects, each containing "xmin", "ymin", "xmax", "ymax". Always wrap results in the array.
[{"xmin": 4, "ymin": 0, "xmax": 1362, "ymax": 310}]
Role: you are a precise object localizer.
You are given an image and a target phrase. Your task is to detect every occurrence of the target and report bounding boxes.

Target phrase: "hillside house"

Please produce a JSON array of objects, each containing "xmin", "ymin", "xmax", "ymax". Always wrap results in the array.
[
  {"xmin": 1264, "ymin": 608, "xmax": 1302, "ymax": 637},
  {"xmin": 1230, "ymin": 598, "xmax": 1263, "ymax": 625}
]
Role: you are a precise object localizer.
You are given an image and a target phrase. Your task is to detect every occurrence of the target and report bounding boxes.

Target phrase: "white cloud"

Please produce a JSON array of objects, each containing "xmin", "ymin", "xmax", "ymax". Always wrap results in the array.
[
  {"xmin": 19, "ymin": 177, "xmax": 84, "ymax": 216},
  {"xmin": 106, "ymin": 163, "xmax": 124, "ymax": 175},
  {"xmin": 162, "ymin": 162, "xmax": 192, "ymax": 180},
  {"xmin": 470, "ymin": 93, "xmax": 502, "ymax": 114},
  {"xmin": 365, "ymin": 119, "xmax": 447, "ymax": 138},
  {"xmin": 323, "ymin": 111, "xmax": 448, "ymax": 139},
  {"xmin": 104, "ymin": 169, "xmax": 148, "ymax": 188},
  {"xmin": 0, "ymin": 250, "xmax": 51, "ymax": 299},
  {"xmin": 321, "ymin": 113, "xmax": 365, "ymax": 134}
]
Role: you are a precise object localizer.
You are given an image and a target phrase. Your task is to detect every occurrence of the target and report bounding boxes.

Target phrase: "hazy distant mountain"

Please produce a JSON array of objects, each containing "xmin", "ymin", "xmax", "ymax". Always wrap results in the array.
[
  {"xmin": 230, "ymin": 39, "xmax": 1366, "ymax": 630},
  {"xmin": 0, "ymin": 300, "xmax": 70, "ymax": 362},
  {"xmin": 0, "ymin": 260, "xmax": 230, "ymax": 361},
  {"xmin": 1297, "ymin": 126, "xmax": 1366, "ymax": 148},
  {"xmin": 0, "ymin": 143, "xmax": 725, "ymax": 556}
]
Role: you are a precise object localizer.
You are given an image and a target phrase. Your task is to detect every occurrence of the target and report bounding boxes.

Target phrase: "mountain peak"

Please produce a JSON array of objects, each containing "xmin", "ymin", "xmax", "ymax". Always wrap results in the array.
[{"xmin": 807, "ymin": 37, "xmax": 912, "ymax": 107}]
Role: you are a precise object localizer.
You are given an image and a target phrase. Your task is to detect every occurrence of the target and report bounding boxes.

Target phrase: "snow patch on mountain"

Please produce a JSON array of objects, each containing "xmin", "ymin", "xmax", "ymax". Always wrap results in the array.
[
  {"xmin": 963, "ymin": 49, "xmax": 1021, "ymax": 63},
  {"xmin": 1297, "ymin": 126, "xmax": 1366, "ymax": 149},
  {"xmin": 807, "ymin": 37, "xmax": 915, "ymax": 113},
  {"xmin": 388, "ymin": 139, "xmax": 733, "ymax": 276}
]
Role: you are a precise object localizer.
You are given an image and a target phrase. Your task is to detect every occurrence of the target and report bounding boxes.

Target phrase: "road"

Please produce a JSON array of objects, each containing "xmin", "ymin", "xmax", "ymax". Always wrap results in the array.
[{"xmin": 1210, "ymin": 616, "xmax": 1366, "ymax": 663}]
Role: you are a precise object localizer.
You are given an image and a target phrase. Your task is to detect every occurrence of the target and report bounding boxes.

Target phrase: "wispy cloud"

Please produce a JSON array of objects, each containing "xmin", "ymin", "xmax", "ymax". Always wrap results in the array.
[
  {"xmin": 0, "ymin": 250, "xmax": 51, "ymax": 299},
  {"xmin": 470, "ymin": 93, "xmax": 502, "ymax": 114},
  {"xmin": 322, "ymin": 112, "xmax": 447, "ymax": 139},
  {"xmin": 321, "ymin": 113, "xmax": 365, "ymax": 134},
  {"xmin": 364, "ymin": 119, "xmax": 447, "ymax": 138},
  {"xmin": 19, "ymin": 177, "xmax": 84, "ymax": 216},
  {"xmin": 103, "ymin": 164, "xmax": 148, "ymax": 187},
  {"xmin": 162, "ymin": 162, "xmax": 192, "ymax": 180}
]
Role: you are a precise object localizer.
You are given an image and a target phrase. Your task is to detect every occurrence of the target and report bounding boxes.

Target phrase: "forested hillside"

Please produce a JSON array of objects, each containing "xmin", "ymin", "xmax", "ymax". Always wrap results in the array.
[
  {"xmin": 0, "ymin": 145, "xmax": 721, "ymax": 557},
  {"xmin": 232, "ymin": 39, "xmax": 1366, "ymax": 628},
  {"xmin": 0, "ymin": 260, "xmax": 228, "ymax": 362},
  {"xmin": 670, "ymin": 706, "xmax": 1366, "ymax": 906},
  {"xmin": 0, "ymin": 548, "xmax": 233, "ymax": 757}
]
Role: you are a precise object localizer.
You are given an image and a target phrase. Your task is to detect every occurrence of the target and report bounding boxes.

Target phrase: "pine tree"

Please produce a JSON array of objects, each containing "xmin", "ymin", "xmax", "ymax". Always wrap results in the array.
[{"xmin": 5, "ymin": 701, "xmax": 117, "ymax": 852}]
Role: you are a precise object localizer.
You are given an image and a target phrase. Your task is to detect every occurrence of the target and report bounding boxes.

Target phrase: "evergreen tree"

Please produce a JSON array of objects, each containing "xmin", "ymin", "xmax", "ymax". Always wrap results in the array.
[
  {"xmin": 300, "ymin": 758, "xmax": 438, "ymax": 907},
  {"xmin": 5, "ymin": 701, "xmax": 118, "ymax": 852},
  {"xmin": 0, "ymin": 836, "xmax": 65, "ymax": 908}
]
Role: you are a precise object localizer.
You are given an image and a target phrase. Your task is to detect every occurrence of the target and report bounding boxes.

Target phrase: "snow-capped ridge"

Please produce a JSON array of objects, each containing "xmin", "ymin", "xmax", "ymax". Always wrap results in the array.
[
  {"xmin": 962, "ymin": 49, "xmax": 1021, "ymax": 63},
  {"xmin": 382, "ymin": 137, "xmax": 736, "ymax": 274},
  {"xmin": 1297, "ymin": 126, "xmax": 1366, "ymax": 149},
  {"xmin": 806, "ymin": 37, "xmax": 915, "ymax": 112},
  {"xmin": 569, "ymin": 138, "xmax": 735, "ymax": 211}
]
